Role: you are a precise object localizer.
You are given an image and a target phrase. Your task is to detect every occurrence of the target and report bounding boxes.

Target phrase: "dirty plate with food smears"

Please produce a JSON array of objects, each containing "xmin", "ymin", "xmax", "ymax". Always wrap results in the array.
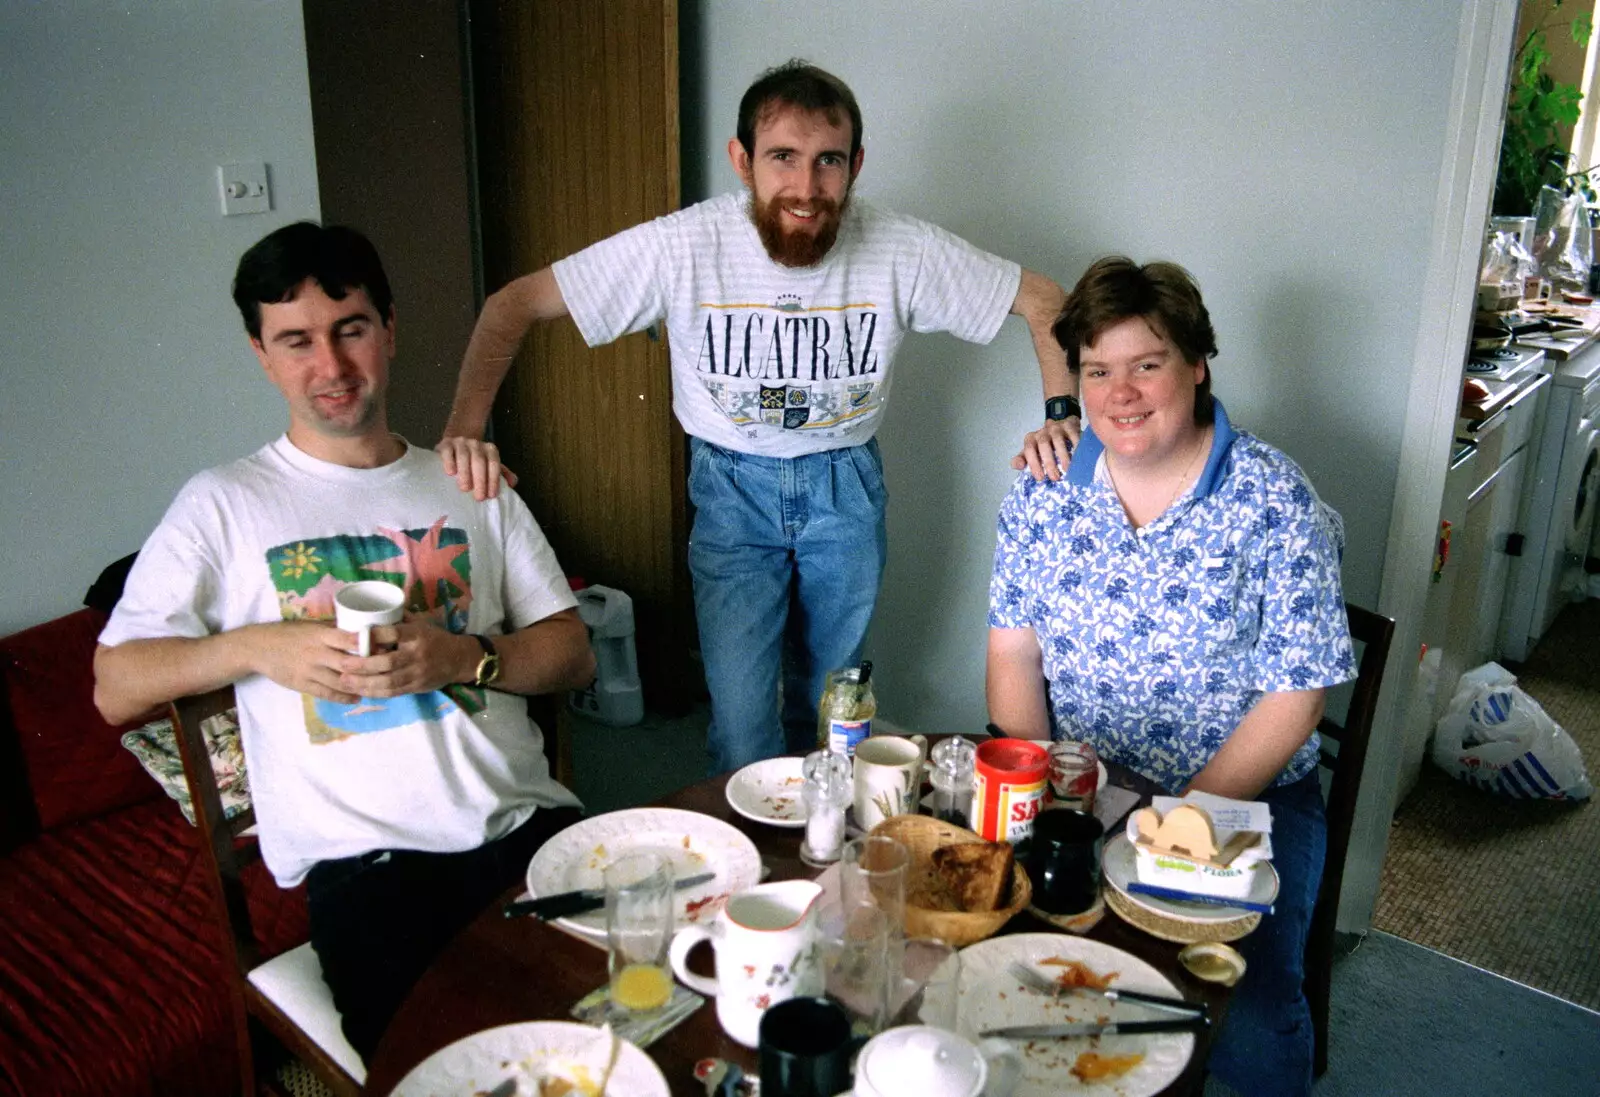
[{"xmin": 725, "ymin": 756, "xmax": 808, "ymax": 828}]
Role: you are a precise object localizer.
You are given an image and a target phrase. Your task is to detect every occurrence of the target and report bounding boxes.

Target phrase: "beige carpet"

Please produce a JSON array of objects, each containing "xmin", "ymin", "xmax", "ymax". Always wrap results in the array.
[{"xmin": 1374, "ymin": 599, "xmax": 1600, "ymax": 1010}]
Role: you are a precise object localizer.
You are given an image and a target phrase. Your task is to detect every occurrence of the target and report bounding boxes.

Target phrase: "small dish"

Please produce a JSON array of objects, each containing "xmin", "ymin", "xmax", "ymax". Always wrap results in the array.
[
  {"xmin": 724, "ymin": 756, "xmax": 807, "ymax": 828},
  {"xmin": 1177, "ymin": 942, "xmax": 1246, "ymax": 986}
]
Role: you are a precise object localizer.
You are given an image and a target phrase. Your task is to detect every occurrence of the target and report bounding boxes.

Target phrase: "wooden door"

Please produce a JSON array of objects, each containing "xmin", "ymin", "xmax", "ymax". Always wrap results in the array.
[{"xmin": 469, "ymin": 0, "xmax": 692, "ymax": 713}]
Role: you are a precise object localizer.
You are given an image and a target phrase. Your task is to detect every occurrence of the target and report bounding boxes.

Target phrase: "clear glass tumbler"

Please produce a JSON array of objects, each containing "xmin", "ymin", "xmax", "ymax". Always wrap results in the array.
[{"xmin": 604, "ymin": 851, "xmax": 674, "ymax": 1013}]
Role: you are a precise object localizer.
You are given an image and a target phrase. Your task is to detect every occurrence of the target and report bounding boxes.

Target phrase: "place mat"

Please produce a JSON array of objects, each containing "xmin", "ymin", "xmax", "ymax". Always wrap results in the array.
[
  {"xmin": 570, "ymin": 981, "xmax": 704, "ymax": 1049},
  {"xmin": 1104, "ymin": 886, "xmax": 1260, "ymax": 944}
]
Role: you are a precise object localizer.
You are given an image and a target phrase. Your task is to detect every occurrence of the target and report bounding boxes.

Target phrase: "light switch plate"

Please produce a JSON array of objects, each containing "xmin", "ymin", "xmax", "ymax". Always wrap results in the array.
[{"xmin": 217, "ymin": 162, "xmax": 271, "ymax": 216}]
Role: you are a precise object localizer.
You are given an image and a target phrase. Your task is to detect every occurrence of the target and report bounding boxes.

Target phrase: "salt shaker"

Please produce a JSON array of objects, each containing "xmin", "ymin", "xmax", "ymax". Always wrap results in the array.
[
  {"xmin": 927, "ymin": 736, "xmax": 976, "ymax": 829},
  {"xmin": 801, "ymin": 750, "xmax": 852, "ymax": 866}
]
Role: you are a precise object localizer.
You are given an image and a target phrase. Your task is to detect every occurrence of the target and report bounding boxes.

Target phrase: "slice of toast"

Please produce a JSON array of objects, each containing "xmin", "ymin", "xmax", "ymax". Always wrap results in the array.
[{"xmin": 931, "ymin": 840, "xmax": 1014, "ymax": 912}]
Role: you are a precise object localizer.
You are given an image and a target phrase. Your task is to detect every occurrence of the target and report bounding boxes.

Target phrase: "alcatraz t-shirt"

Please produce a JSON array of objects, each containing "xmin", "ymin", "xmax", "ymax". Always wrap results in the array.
[{"xmin": 553, "ymin": 193, "xmax": 1020, "ymax": 458}]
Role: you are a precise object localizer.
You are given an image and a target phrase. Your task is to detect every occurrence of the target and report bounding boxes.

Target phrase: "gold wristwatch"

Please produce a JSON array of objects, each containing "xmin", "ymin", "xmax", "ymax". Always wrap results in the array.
[{"xmin": 469, "ymin": 634, "xmax": 500, "ymax": 688}]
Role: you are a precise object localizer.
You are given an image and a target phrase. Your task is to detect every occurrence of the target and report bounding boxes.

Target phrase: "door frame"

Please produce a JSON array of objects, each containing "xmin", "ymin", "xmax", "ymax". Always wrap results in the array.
[{"xmin": 1340, "ymin": 0, "xmax": 1521, "ymax": 931}]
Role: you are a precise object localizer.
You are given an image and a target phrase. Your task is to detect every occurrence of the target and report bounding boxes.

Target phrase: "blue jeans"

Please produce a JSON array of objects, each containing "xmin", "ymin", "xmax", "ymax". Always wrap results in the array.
[
  {"xmin": 1206, "ymin": 771, "xmax": 1326, "ymax": 1097},
  {"xmin": 688, "ymin": 437, "xmax": 888, "ymax": 773}
]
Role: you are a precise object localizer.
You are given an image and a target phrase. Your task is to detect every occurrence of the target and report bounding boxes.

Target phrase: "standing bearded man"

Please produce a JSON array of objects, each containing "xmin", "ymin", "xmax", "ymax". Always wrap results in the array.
[{"xmin": 439, "ymin": 60, "xmax": 1077, "ymax": 773}]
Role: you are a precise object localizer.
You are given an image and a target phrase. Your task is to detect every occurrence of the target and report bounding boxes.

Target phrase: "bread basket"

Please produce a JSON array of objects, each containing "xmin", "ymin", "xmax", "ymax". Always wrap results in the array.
[{"xmin": 869, "ymin": 814, "xmax": 1031, "ymax": 947}]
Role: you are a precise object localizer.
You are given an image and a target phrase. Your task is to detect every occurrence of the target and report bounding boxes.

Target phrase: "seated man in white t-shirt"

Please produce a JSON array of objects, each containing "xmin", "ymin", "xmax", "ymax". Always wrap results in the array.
[{"xmin": 93, "ymin": 222, "xmax": 593, "ymax": 1062}]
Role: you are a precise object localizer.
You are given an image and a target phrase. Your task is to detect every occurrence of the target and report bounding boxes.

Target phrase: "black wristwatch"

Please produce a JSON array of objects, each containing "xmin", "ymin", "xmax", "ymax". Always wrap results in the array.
[
  {"xmin": 469, "ymin": 634, "xmax": 501, "ymax": 688},
  {"xmin": 1045, "ymin": 395, "xmax": 1081, "ymax": 421}
]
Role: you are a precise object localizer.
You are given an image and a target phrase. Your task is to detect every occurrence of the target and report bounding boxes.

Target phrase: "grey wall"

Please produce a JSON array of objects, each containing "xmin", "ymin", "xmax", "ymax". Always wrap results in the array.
[
  {"xmin": 687, "ymin": 1, "xmax": 1460, "ymax": 734},
  {"xmin": 0, "ymin": 1, "xmax": 319, "ymax": 635}
]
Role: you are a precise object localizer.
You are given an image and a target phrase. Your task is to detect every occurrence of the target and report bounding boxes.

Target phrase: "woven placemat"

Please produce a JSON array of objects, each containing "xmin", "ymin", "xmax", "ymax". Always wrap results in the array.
[{"xmin": 1104, "ymin": 885, "xmax": 1260, "ymax": 943}]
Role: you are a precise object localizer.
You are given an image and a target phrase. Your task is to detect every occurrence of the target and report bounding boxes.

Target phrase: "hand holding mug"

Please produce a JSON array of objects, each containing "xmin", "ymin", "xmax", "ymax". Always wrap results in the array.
[{"xmin": 333, "ymin": 580, "xmax": 405, "ymax": 657}]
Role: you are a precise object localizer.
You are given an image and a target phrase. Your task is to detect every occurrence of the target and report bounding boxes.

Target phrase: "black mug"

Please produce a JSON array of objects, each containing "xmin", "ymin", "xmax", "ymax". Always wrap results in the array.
[
  {"xmin": 759, "ymin": 996, "xmax": 858, "ymax": 1097},
  {"xmin": 1026, "ymin": 807, "xmax": 1105, "ymax": 914}
]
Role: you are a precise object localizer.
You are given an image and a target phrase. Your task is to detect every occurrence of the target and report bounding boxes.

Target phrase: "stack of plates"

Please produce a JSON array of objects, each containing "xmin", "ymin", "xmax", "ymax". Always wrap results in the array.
[{"xmin": 1100, "ymin": 833, "xmax": 1276, "ymax": 944}]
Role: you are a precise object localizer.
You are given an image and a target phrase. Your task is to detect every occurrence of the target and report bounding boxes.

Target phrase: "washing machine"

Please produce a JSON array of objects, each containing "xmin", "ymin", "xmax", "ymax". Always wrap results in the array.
[{"xmin": 1500, "ymin": 344, "xmax": 1600, "ymax": 661}]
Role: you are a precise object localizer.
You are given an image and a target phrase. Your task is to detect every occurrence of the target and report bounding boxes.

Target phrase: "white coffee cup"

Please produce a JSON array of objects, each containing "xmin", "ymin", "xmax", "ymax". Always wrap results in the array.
[
  {"xmin": 853, "ymin": 734, "xmax": 929, "ymax": 832},
  {"xmin": 333, "ymin": 580, "xmax": 405, "ymax": 657},
  {"xmin": 853, "ymin": 1025, "xmax": 1021, "ymax": 1097}
]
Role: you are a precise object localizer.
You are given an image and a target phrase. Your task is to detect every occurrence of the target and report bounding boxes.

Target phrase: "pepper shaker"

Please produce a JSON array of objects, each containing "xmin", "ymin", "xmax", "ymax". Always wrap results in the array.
[
  {"xmin": 927, "ymin": 736, "xmax": 976, "ymax": 829},
  {"xmin": 800, "ymin": 750, "xmax": 853, "ymax": 866}
]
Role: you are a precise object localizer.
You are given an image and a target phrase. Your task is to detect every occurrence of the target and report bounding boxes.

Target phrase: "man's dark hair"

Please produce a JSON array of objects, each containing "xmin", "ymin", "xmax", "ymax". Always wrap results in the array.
[
  {"xmin": 1053, "ymin": 256, "xmax": 1218, "ymax": 425},
  {"xmin": 232, "ymin": 221, "xmax": 394, "ymax": 341},
  {"xmin": 736, "ymin": 60, "xmax": 863, "ymax": 162}
]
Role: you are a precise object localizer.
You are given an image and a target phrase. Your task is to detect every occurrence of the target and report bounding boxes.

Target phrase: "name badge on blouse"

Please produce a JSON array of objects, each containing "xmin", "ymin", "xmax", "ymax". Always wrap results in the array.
[{"xmin": 1202, "ymin": 555, "xmax": 1230, "ymax": 571}]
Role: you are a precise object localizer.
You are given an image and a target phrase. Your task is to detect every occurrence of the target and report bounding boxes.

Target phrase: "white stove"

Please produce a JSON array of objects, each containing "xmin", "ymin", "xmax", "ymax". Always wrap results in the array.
[{"xmin": 1466, "ymin": 344, "xmax": 1546, "ymax": 382}]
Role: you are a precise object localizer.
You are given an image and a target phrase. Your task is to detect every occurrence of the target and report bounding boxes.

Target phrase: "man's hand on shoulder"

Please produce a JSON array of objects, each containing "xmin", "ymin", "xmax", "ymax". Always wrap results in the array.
[
  {"xmin": 1012, "ymin": 416, "xmax": 1080, "ymax": 481},
  {"xmin": 336, "ymin": 617, "xmax": 478, "ymax": 699},
  {"xmin": 436, "ymin": 435, "xmax": 519, "ymax": 502}
]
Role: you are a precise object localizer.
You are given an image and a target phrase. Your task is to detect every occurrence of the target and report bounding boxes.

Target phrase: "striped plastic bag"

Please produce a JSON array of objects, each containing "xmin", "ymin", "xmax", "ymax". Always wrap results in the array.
[{"xmin": 1431, "ymin": 662, "xmax": 1592, "ymax": 801}]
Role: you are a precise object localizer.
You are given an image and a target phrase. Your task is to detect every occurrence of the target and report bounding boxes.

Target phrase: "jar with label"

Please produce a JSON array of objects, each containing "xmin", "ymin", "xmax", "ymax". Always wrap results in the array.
[
  {"xmin": 816, "ymin": 661, "xmax": 876, "ymax": 756},
  {"xmin": 971, "ymin": 738, "xmax": 1049, "ymax": 846},
  {"xmin": 927, "ymin": 736, "xmax": 976, "ymax": 829}
]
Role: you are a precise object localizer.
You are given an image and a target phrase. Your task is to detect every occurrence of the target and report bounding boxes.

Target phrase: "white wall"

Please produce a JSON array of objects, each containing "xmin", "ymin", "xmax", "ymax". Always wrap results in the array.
[
  {"xmin": 0, "ymin": 1, "xmax": 319, "ymax": 635},
  {"xmin": 689, "ymin": 1, "xmax": 1463, "ymax": 736}
]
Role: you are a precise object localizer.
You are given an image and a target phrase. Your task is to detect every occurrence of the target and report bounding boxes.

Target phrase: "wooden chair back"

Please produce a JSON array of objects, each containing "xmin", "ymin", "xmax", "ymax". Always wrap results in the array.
[
  {"xmin": 171, "ymin": 686, "xmax": 362, "ymax": 1097},
  {"xmin": 1307, "ymin": 603, "xmax": 1395, "ymax": 1077}
]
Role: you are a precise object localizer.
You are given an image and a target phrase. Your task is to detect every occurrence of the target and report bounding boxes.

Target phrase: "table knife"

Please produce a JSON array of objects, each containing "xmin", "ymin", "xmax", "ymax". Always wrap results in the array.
[
  {"xmin": 504, "ymin": 870, "xmax": 716, "ymax": 920},
  {"xmin": 981, "ymin": 1015, "xmax": 1210, "ymax": 1039},
  {"xmin": 1125, "ymin": 881, "xmax": 1274, "ymax": 915}
]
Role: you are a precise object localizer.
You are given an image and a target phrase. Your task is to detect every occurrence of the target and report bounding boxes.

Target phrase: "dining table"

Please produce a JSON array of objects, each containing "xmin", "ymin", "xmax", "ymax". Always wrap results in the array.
[{"xmin": 363, "ymin": 755, "xmax": 1234, "ymax": 1096}]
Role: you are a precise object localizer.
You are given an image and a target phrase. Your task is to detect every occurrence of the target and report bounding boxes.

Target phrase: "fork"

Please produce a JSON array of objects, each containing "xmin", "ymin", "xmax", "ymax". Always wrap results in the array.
[{"xmin": 1009, "ymin": 961, "xmax": 1204, "ymax": 1018}]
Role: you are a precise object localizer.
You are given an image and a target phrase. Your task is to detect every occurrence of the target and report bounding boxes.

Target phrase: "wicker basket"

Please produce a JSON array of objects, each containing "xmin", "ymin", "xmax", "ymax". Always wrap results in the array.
[{"xmin": 869, "ymin": 814, "xmax": 1032, "ymax": 947}]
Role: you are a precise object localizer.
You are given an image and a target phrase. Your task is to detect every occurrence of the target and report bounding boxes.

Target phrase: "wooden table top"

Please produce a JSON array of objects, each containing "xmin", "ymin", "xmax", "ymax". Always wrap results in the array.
[{"xmin": 364, "ymin": 763, "xmax": 1230, "ymax": 1096}]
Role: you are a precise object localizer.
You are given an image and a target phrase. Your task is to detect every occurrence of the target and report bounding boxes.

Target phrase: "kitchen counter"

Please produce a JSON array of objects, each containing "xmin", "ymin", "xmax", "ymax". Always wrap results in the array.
[{"xmin": 1510, "ymin": 299, "xmax": 1600, "ymax": 360}]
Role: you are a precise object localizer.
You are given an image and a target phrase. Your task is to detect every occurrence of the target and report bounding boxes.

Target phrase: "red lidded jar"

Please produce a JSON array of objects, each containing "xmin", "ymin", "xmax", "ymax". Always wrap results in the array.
[{"xmin": 972, "ymin": 738, "xmax": 1049, "ymax": 844}]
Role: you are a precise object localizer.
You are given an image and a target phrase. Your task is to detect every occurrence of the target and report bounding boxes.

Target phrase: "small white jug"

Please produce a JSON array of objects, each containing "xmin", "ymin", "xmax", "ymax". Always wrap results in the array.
[
  {"xmin": 853, "ymin": 1025, "xmax": 1022, "ymax": 1097},
  {"xmin": 667, "ymin": 879, "xmax": 824, "ymax": 1048}
]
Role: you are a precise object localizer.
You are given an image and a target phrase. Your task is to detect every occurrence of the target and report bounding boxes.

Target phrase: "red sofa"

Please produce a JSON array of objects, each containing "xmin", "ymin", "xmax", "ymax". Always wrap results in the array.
[{"xmin": 0, "ymin": 606, "xmax": 307, "ymax": 1097}]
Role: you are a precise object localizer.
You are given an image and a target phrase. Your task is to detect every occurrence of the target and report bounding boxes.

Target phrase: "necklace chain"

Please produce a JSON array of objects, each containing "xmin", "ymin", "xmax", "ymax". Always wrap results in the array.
[{"xmin": 1106, "ymin": 429, "xmax": 1209, "ymax": 528}]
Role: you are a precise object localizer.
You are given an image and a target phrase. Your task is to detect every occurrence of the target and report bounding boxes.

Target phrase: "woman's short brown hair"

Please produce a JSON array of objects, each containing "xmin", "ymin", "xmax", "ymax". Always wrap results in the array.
[{"xmin": 1052, "ymin": 256, "xmax": 1217, "ymax": 424}]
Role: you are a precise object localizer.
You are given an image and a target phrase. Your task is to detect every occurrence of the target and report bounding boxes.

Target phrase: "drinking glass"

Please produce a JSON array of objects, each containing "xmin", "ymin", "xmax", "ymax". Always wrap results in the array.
[
  {"xmin": 889, "ymin": 937, "xmax": 960, "ymax": 1032},
  {"xmin": 815, "ymin": 898, "xmax": 891, "ymax": 1036},
  {"xmin": 840, "ymin": 834, "xmax": 909, "ymax": 936},
  {"xmin": 604, "ymin": 851, "xmax": 674, "ymax": 1013}
]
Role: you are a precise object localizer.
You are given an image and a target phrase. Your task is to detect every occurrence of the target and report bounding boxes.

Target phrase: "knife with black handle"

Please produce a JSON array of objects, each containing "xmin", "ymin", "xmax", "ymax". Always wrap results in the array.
[
  {"xmin": 981, "ymin": 1014, "xmax": 1210, "ymax": 1039},
  {"xmin": 504, "ymin": 870, "xmax": 716, "ymax": 920}
]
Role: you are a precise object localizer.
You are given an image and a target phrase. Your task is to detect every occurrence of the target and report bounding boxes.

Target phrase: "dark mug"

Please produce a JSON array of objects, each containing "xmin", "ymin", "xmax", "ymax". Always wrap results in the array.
[
  {"xmin": 759, "ymin": 996, "xmax": 858, "ymax": 1097},
  {"xmin": 1025, "ymin": 807, "xmax": 1105, "ymax": 915}
]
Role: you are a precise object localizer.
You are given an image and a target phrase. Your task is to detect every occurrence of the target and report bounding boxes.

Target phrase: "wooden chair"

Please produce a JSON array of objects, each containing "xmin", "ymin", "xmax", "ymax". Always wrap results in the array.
[
  {"xmin": 1307, "ymin": 603, "xmax": 1396, "ymax": 1078},
  {"xmin": 170, "ymin": 687, "xmax": 365, "ymax": 1097}
]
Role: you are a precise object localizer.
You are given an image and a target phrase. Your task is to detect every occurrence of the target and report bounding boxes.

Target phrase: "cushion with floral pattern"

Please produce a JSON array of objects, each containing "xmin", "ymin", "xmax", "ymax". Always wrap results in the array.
[{"xmin": 120, "ymin": 708, "xmax": 250, "ymax": 825}]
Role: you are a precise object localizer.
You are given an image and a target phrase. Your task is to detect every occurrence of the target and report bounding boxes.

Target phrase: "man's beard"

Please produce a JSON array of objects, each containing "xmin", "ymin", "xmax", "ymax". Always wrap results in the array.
[{"xmin": 750, "ymin": 190, "xmax": 848, "ymax": 267}]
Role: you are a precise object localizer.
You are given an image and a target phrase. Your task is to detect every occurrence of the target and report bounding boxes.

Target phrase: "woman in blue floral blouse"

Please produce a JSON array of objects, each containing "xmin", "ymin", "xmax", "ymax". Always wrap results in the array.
[{"xmin": 986, "ymin": 256, "xmax": 1354, "ymax": 1097}]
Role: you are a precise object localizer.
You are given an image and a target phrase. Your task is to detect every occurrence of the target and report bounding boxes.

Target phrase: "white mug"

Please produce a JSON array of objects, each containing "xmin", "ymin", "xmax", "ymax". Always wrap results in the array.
[
  {"xmin": 853, "ymin": 1025, "xmax": 1021, "ymax": 1097},
  {"xmin": 853, "ymin": 734, "xmax": 929, "ymax": 832},
  {"xmin": 333, "ymin": 580, "xmax": 405, "ymax": 657},
  {"xmin": 667, "ymin": 879, "xmax": 823, "ymax": 1048}
]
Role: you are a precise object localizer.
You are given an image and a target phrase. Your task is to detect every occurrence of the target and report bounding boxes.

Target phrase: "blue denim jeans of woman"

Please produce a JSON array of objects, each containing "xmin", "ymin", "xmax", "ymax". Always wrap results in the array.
[
  {"xmin": 1206, "ymin": 770, "xmax": 1327, "ymax": 1097},
  {"xmin": 688, "ymin": 437, "xmax": 888, "ymax": 774}
]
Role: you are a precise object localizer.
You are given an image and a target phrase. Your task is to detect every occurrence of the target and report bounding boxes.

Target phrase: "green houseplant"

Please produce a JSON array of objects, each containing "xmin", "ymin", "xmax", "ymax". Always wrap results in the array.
[{"xmin": 1493, "ymin": 0, "xmax": 1595, "ymax": 216}]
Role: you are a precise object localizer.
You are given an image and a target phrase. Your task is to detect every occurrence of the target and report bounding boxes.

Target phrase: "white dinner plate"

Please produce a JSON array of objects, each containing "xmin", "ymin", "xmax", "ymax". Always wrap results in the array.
[
  {"xmin": 959, "ymin": 933, "xmax": 1195, "ymax": 1097},
  {"xmin": 724, "ymin": 756, "xmax": 808, "ymax": 827},
  {"xmin": 526, "ymin": 808, "xmax": 761, "ymax": 944},
  {"xmin": 1102, "ymin": 831, "xmax": 1280, "ymax": 924},
  {"xmin": 390, "ymin": 1020, "xmax": 667, "ymax": 1097}
]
